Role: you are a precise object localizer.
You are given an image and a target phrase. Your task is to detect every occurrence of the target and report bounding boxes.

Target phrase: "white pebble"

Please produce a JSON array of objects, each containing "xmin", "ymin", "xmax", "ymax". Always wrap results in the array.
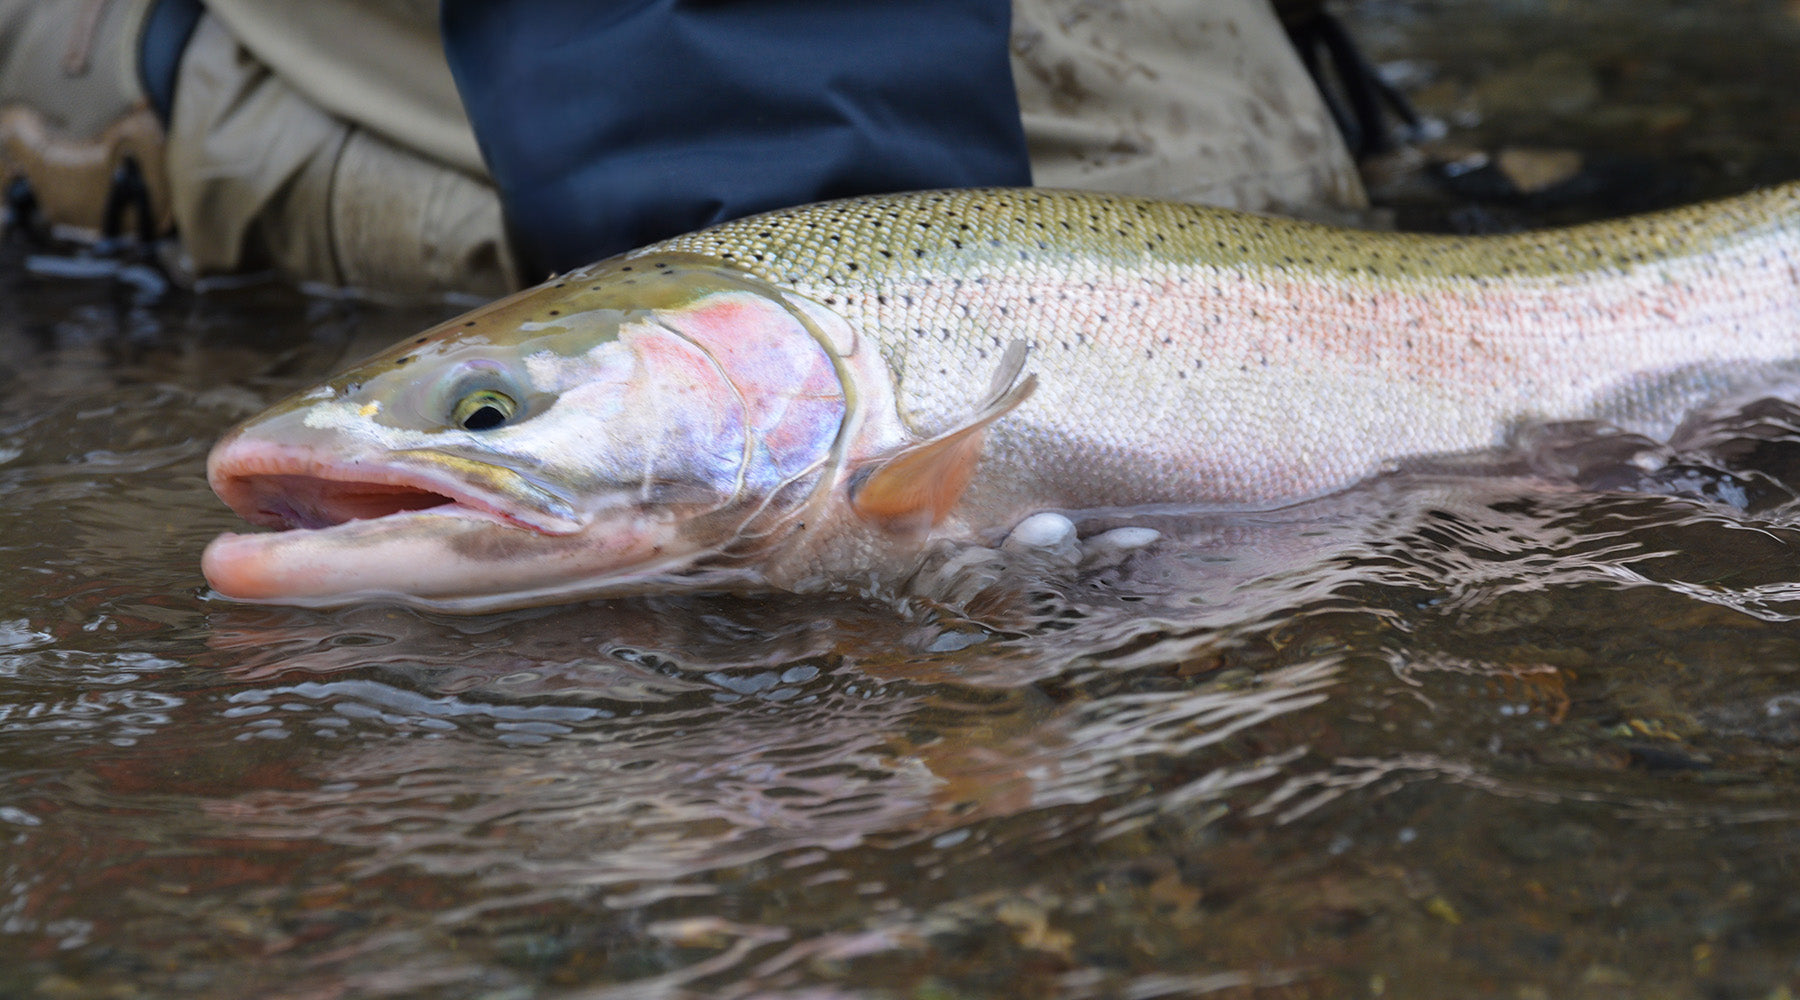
[
  {"xmin": 1002, "ymin": 512, "xmax": 1080, "ymax": 564},
  {"xmin": 1080, "ymin": 527, "xmax": 1161, "ymax": 568}
]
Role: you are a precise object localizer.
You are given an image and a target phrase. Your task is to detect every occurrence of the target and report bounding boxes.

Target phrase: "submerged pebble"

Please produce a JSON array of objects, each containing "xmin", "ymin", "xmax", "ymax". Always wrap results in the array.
[{"xmin": 1002, "ymin": 511, "xmax": 1079, "ymax": 563}]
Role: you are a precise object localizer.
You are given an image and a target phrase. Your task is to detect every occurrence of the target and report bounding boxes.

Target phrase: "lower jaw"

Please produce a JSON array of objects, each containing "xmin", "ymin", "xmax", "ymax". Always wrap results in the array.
[{"xmin": 197, "ymin": 511, "xmax": 713, "ymax": 611}]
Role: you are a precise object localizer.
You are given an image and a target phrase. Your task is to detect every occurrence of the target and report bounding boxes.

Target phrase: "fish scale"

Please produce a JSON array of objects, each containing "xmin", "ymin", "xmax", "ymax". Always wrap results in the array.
[{"xmin": 644, "ymin": 185, "xmax": 1800, "ymax": 512}]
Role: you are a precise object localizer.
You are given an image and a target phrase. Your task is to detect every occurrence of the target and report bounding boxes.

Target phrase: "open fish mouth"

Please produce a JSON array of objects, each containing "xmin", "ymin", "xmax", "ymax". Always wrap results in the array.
[
  {"xmin": 207, "ymin": 439, "xmax": 582, "ymax": 537},
  {"xmin": 201, "ymin": 438, "xmax": 706, "ymax": 610},
  {"xmin": 220, "ymin": 470, "xmax": 468, "ymax": 531}
]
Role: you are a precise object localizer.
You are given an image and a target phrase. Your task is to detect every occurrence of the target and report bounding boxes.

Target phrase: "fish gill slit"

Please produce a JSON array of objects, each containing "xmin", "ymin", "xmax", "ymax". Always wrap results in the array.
[{"xmin": 765, "ymin": 292, "xmax": 863, "ymax": 532}]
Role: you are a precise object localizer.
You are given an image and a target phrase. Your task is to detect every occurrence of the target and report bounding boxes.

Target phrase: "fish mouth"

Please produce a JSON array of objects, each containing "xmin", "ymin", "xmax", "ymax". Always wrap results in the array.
[
  {"xmin": 201, "ymin": 438, "xmax": 714, "ymax": 609},
  {"xmin": 207, "ymin": 439, "xmax": 581, "ymax": 536}
]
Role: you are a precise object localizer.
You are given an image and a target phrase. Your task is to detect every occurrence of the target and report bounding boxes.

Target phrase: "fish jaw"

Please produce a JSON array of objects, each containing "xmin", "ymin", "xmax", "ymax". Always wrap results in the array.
[
  {"xmin": 201, "ymin": 435, "xmax": 763, "ymax": 610},
  {"xmin": 200, "ymin": 510, "xmax": 717, "ymax": 612},
  {"xmin": 204, "ymin": 431, "xmax": 647, "ymax": 609},
  {"xmin": 205, "ymin": 431, "xmax": 585, "ymax": 535}
]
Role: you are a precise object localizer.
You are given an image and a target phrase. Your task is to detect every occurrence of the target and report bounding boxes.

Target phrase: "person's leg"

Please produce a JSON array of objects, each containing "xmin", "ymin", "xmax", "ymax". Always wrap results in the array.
[
  {"xmin": 0, "ymin": 1, "xmax": 515, "ymax": 296},
  {"xmin": 0, "ymin": 0, "xmax": 173, "ymax": 241},
  {"xmin": 164, "ymin": 13, "xmax": 517, "ymax": 296},
  {"xmin": 1012, "ymin": 0, "xmax": 1368, "ymax": 220}
]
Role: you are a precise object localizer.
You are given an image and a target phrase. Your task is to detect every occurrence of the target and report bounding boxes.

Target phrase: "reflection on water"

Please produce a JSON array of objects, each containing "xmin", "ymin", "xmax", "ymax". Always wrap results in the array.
[{"xmin": 4, "ymin": 257, "xmax": 1800, "ymax": 999}]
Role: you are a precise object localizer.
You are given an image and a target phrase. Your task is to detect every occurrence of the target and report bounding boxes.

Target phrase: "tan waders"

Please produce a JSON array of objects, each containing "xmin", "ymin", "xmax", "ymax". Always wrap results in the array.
[{"xmin": 1012, "ymin": 0, "xmax": 1368, "ymax": 220}]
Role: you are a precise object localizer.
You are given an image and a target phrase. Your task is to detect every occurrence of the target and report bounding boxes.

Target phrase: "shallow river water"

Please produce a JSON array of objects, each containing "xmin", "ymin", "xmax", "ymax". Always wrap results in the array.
[{"xmin": 6, "ymin": 4, "xmax": 1800, "ymax": 999}]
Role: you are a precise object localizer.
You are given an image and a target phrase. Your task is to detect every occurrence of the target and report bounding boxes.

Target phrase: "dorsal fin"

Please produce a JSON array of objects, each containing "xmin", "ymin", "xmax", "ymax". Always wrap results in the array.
[{"xmin": 850, "ymin": 341, "xmax": 1036, "ymax": 530}]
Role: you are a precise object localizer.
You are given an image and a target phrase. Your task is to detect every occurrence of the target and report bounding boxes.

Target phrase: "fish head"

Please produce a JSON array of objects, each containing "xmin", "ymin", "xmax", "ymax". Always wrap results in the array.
[{"xmin": 204, "ymin": 255, "xmax": 872, "ymax": 610}]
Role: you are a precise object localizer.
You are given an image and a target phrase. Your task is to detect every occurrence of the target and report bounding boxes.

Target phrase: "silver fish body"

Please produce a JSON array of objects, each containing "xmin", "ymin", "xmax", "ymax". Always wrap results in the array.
[{"xmin": 205, "ymin": 186, "xmax": 1800, "ymax": 609}]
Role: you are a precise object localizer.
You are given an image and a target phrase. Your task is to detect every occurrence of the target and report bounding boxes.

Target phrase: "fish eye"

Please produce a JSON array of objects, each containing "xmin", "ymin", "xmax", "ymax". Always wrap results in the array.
[{"xmin": 452, "ymin": 389, "xmax": 517, "ymax": 431}]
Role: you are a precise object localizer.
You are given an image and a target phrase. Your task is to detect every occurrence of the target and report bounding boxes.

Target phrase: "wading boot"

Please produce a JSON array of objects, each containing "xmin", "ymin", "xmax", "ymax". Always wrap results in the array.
[{"xmin": 0, "ymin": 0, "xmax": 181, "ymax": 246}]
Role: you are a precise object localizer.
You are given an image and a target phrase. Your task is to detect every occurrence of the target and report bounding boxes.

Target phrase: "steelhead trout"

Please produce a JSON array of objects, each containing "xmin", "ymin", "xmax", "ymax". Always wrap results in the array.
[{"xmin": 205, "ymin": 186, "xmax": 1800, "ymax": 610}]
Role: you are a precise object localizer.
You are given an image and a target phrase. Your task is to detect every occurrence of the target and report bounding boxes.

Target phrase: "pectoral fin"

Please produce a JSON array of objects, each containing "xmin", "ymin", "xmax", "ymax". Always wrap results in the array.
[{"xmin": 851, "ymin": 341, "xmax": 1036, "ymax": 530}]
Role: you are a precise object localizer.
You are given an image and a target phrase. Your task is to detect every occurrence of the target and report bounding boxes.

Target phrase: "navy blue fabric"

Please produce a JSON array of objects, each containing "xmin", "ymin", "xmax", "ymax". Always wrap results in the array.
[
  {"xmin": 441, "ymin": 0, "xmax": 1030, "ymax": 274},
  {"xmin": 138, "ymin": 0, "xmax": 204, "ymax": 124}
]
